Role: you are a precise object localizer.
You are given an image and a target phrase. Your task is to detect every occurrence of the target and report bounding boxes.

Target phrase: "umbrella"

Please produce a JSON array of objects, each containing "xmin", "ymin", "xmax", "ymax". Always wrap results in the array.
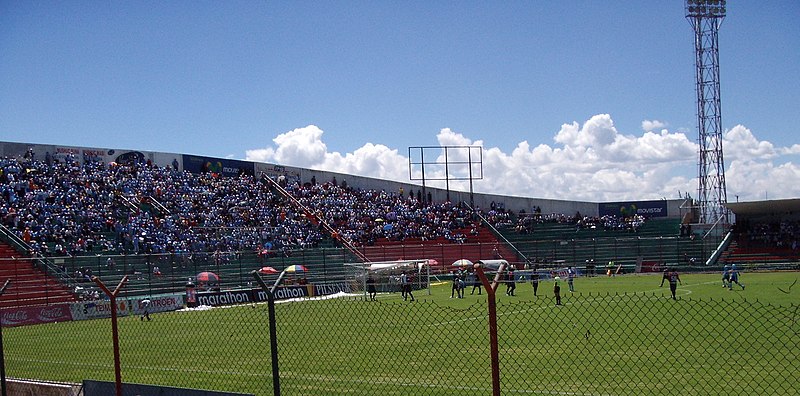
[
  {"xmin": 452, "ymin": 259, "xmax": 473, "ymax": 267},
  {"xmin": 196, "ymin": 271, "xmax": 219, "ymax": 283},
  {"xmin": 258, "ymin": 266, "xmax": 279, "ymax": 274},
  {"xmin": 284, "ymin": 265, "xmax": 308, "ymax": 273}
]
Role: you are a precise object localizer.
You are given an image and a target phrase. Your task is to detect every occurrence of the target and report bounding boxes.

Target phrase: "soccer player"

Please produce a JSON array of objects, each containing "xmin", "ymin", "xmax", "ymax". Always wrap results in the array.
[
  {"xmin": 400, "ymin": 272, "xmax": 414, "ymax": 301},
  {"xmin": 659, "ymin": 268, "xmax": 670, "ymax": 288},
  {"xmin": 505, "ymin": 266, "xmax": 516, "ymax": 296},
  {"xmin": 457, "ymin": 270, "xmax": 466, "ymax": 298},
  {"xmin": 721, "ymin": 265, "xmax": 731, "ymax": 288},
  {"xmin": 451, "ymin": 271, "xmax": 461, "ymax": 298},
  {"xmin": 366, "ymin": 275, "xmax": 377, "ymax": 301},
  {"xmin": 666, "ymin": 270, "xmax": 682, "ymax": 300},
  {"xmin": 470, "ymin": 269, "xmax": 482, "ymax": 295},
  {"xmin": 728, "ymin": 264, "xmax": 745, "ymax": 291},
  {"xmin": 530, "ymin": 270, "xmax": 540, "ymax": 297},
  {"xmin": 553, "ymin": 276, "xmax": 562, "ymax": 306},
  {"xmin": 567, "ymin": 266, "xmax": 576, "ymax": 293},
  {"xmin": 140, "ymin": 299, "xmax": 152, "ymax": 321}
]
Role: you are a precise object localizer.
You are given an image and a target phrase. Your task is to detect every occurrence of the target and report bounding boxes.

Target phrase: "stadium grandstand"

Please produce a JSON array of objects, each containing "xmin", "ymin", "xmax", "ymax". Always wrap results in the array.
[{"xmin": 0, "ymin": 140, "xmax": 797, "ymax": 309}]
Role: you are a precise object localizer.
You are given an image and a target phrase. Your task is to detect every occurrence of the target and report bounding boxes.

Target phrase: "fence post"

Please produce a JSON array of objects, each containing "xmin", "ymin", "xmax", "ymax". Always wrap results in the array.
[
  {"xmin": 91, "ymin": 275, "xmax": 128, "ymax": 396},
  {"xmin": 0, "ymin": 280, "xmax": 11, "ymax": 396},
  {"xmin": 251, "ymin": 271, "xmax": 281, "ymax": 396},
  {"xmin": 474, "ymin": 263, "xmax": 503, "ymax": 396}
]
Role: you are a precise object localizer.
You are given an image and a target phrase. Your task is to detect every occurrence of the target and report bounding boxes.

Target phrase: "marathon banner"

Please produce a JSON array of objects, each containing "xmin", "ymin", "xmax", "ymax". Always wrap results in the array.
[
  {"xmin": 194, "ymin": 285, "xmax": 311, "ymax": 307},
  {"xmin": 182, "ymin": 154, "xmax": 255, "ymax": 178},
  {"xmin": 598, "ymin": 200, "xmax": 668, "ymax": 218},
  {"xmin": 1, "ymin": 303, "xmax": 73, "ymax": 327},
  {"xmin": 70, "ymin": 299, "xmax": 132, "ymax": 321}
]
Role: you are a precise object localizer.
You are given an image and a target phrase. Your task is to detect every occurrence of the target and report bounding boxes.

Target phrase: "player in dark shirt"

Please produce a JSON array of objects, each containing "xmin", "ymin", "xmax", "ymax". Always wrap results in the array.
[
  {"xmin": 553, "ymin": 277, "xmax": 562, "ymax": 306},
  {"xmin": 659, "ymin": 268, "xmax": 670, "ymax": 288},
  {"xmin": 660, "ymin": 270, "xmax": 682, "ymax": 300},
  {"xmin": 366, "ymin": 275, "xmax": 377, "ymax": 301}
]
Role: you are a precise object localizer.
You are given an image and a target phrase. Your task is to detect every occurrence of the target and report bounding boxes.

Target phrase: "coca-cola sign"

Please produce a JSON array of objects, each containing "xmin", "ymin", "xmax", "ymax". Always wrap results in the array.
[{"xmin": 1, "ymin": 304, "xmax": 73, "ymax": 327}]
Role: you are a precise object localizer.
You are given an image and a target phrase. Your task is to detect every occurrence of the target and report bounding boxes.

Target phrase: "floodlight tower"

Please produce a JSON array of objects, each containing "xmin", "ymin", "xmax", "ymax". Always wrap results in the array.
[{"xmin": 686, "ymin": 0, "xmax": 729, "ymax": 225}]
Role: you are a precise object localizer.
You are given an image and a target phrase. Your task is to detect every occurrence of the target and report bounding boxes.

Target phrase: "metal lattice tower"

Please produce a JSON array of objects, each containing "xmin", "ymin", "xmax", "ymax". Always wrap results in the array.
[{"xmin": 686, "ymin": 0, "xmax": 728, "ymax": 225}]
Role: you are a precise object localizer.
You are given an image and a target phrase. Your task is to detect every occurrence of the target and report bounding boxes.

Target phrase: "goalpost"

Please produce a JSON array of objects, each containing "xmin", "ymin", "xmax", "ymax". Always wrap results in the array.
[{"xmin": 343, "ymin": 259, "xmax": 432, "ymax": 298}]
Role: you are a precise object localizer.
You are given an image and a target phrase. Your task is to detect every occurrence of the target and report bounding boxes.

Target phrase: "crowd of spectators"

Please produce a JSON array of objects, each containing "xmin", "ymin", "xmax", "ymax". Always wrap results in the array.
[
  {"xmin": 1, "ymin": 153, "xmax": 323, "ymax": 259},
  {"xmin": 735, "ymin": 220, "xmax": 800, "ymax": 251},
  {"xmin": 286, "ymin": 180, "xmax": 487, "ymax": 246},
  {"xmin": 2, "ymin": 152, "xmax": 651, "ymax": 264},
  {"xmin": 511, "ymin": 207, "xmax": 646, "ymax": 235},
  {"xmin": 1, "ymin": 153, "xmax": 499, "ymax": 261}
]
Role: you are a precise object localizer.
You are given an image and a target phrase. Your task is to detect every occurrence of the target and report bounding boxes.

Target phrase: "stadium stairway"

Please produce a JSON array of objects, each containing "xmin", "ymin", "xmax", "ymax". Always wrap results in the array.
[{"xmin": 0, "ymin": 242, "xmax": 76, "ymax": 308}]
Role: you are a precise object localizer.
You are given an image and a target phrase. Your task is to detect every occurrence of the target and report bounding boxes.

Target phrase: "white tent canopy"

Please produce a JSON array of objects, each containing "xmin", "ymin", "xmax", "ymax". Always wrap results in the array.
[
  {"xmin": 474, "ymin": 259, "xmax": 509, "ymax": 271},
  {"xmin": 358, "ymin": 259, "xmax": 430, "ymax": 272}
]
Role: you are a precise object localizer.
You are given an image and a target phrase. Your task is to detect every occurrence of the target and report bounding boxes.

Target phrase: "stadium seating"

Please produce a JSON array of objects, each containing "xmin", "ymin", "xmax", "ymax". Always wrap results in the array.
[
  {"xmin": 496, "ymin": 217, "xmax": 709, "ymax": 272},
  {"xmin": 0, "ymin": 242, "xmax": 74, "ymax": 308},
  {"xmin": 3, "ymin": 154, "xmax": 790, "ymax": 300}
]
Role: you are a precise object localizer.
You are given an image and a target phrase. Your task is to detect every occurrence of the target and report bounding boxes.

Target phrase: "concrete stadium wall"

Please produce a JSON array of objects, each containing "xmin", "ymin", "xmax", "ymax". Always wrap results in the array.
[{"xmin": 0, "ymin": 140, "xmax": 684, "ymax": 218}]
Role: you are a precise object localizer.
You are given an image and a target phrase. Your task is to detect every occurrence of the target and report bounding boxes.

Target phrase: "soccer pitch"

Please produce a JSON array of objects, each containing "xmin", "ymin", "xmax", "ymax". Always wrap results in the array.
[{"xmin": 4, "ymin": 271, "xmax": 799, "ymax": 395}]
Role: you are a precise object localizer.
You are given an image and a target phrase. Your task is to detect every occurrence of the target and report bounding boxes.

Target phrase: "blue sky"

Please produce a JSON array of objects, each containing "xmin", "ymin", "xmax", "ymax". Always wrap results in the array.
[{"xmin": 1, "ymin": 1, "xmax": 798, "ymax": 202}]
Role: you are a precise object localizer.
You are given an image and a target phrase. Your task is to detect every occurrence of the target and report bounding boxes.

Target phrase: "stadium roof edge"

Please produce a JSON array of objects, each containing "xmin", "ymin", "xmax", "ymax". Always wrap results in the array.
[{"xmin": 724, "ymin": 198, "xmax": 800, "ymax": 221}]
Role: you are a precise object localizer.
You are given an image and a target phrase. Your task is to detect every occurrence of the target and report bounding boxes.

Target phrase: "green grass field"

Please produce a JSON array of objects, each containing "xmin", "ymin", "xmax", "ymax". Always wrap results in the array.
[{"xmin": 4, "ymin": 271, "xmax": 799, "ymax": 395}]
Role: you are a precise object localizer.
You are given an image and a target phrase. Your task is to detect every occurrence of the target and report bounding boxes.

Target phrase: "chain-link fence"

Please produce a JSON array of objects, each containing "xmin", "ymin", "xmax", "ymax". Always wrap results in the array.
[{"xmin": 2, "ymin": 277, "xmax": 797, "ymax": 396}]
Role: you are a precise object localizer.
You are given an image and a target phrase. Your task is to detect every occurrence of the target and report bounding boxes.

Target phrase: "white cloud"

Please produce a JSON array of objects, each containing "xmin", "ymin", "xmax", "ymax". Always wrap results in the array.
[
  {"xmin": 642, "ymin": 120, "xmax": 667, "ymax": 131},
  {"xmin": 244, "ymin": 116, "xmax": 800, "ymax": 202},
  {"xmin": 554, "ymin": 114, "xmax": 617, "ymax": 148},
  {"xmin": 722, "ymin": 124, "xmax": 778, "ymax": 160},
  {"xmin": 246, "ymin": 125, "xmax": 329, "ymax": 167}
]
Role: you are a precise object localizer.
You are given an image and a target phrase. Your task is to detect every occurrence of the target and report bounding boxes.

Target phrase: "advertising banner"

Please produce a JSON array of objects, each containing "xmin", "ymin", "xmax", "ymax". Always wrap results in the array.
[
  {"xmin": 0, "ymin": 303, "xmax": 73, "ymax": 327},
  {"xmin": 182, "ymin": 155, "xmax": 254, "ymax": 178},
  {"xmin": 194, "ymin": 286, "xmax": 311, "ymax": 307},
  {"xmin": 639, "ymin": 260, "xmax": 665, "ymax": 273},
  {"xmin": 313, "ymin": 282, "xmax": 354, "ymax": 296},
  {"xmin": 129, "ymin": 295, "xmax": 184, "ymax": 315},
  {"xmin": 598, "ymin": 200, "xmax": 668, "ymax": 218},
  {"xmin": 70, "ymin": 299, "xmax": 132, "ymax": 321}
]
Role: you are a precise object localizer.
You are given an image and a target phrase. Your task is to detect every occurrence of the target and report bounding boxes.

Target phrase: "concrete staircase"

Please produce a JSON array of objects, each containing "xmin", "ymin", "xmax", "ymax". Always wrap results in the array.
[{"xmin": 0, "ymin": 243, "xmax": 76, "ymax": 308}]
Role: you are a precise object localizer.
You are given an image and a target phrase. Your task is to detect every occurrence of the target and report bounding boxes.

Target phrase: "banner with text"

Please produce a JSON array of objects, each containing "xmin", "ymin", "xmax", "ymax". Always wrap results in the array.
[
  {"xmin": 598, "ymin": 200, "xmax": 668, "ymax": 218},
  {"xmin": 182, "ymin": 155, "xmax": 255, "ymax": 178},
  {"xmin": 1, "ymin": 303, "xmax": 73, "ymax": 327},
  {"xmin": 194, "ymin": 285, "xmax": 312, "ymax": 307}
]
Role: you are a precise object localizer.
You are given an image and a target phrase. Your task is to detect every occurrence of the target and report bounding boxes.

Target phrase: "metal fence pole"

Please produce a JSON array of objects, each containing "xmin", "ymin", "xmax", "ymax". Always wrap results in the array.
[
  {"xmin": 0, "ymin": 280, "xmax": 11, "ymax": 396},
  {"xmin": 251, "ymin": 271, "xmax": 281, "ymax": 396},
  {"xmin": 474, "ymin": 263, "xmax": 503, "ymax": 396},
  {"xmin": 91, "ymin": 275, "xmax": 129, "ymax": 396}
]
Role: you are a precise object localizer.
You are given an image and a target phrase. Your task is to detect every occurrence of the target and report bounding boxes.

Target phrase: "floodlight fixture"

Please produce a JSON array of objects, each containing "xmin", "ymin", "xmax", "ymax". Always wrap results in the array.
[{"xmin": 686, "ymin": 0, "xmax": 726, "ymax": 18}]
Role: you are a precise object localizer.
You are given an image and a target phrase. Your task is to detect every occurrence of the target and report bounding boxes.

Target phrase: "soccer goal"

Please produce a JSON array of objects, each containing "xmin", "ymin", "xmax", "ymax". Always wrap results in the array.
[{"xmin": 344, "ymin": 259, "xmax": 432, "ymax": 298}]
